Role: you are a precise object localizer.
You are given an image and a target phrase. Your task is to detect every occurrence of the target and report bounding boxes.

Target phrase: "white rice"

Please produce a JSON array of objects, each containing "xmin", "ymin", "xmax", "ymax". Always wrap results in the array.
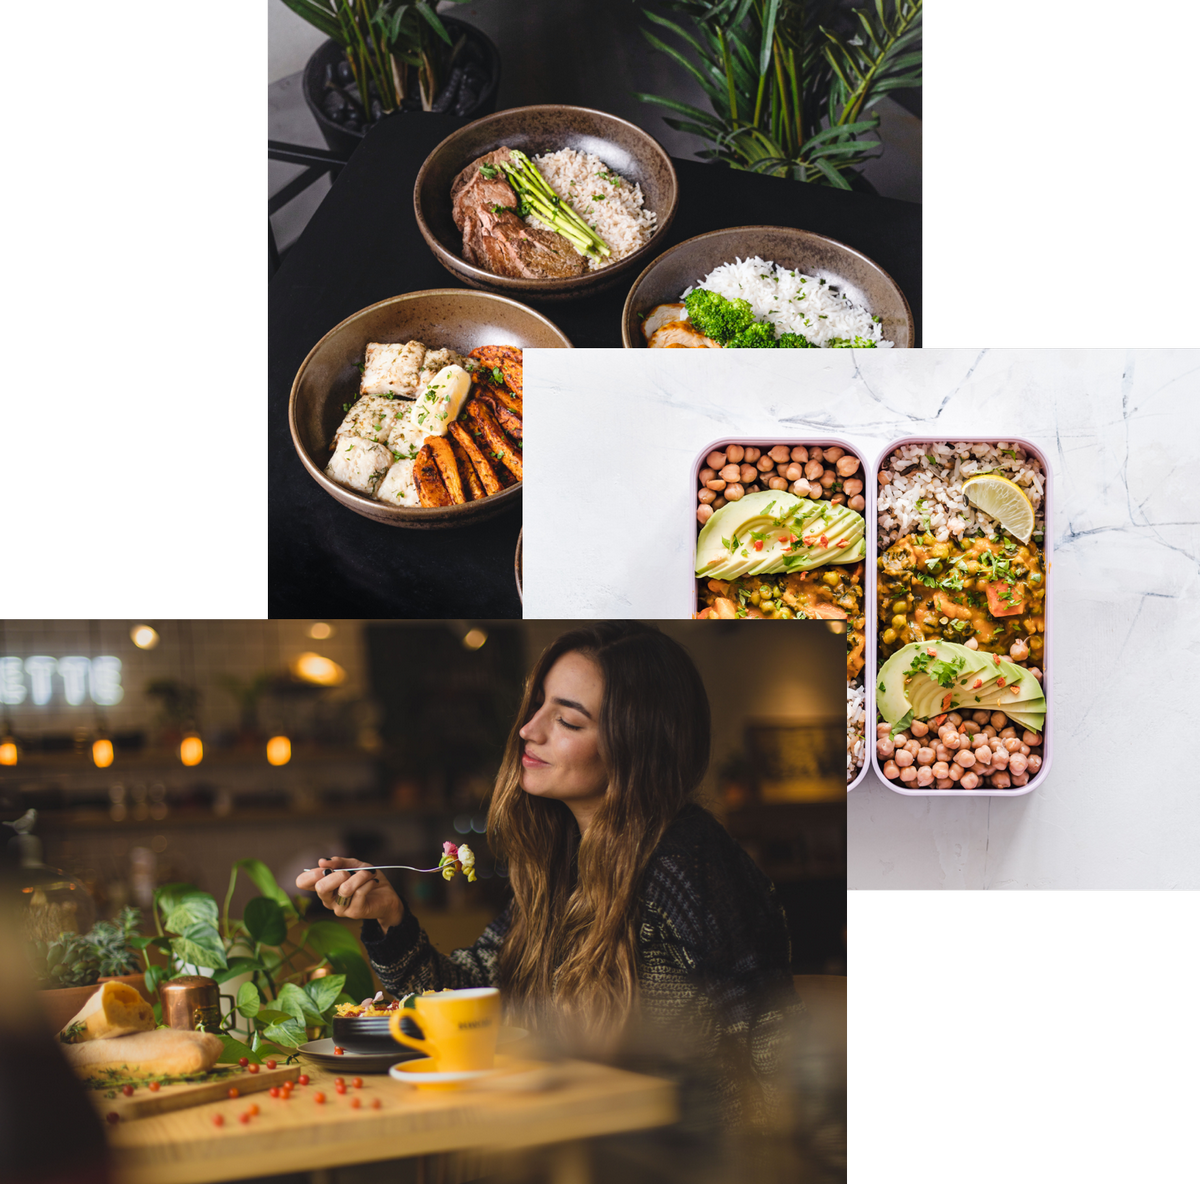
[
  {"xmin": 847, "ymin": 679, "xmax": 866, "ymax": 783},
  {"xmin": 525, "ymin": 149, "xmax": 656, "ymax": 271},
  {"xmin": 877, "ymin": 442, "xmax": 1045, "ymax": 548},
  {"xmin": 683, "ymin": 256, "xmax": 891, "ymax": 347}
]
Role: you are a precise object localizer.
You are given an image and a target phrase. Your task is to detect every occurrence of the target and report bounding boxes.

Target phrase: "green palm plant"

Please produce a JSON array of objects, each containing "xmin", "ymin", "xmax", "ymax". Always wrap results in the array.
[
  {"xmin": 633, "ymin": 0, "xmax": 921, "ymax": 188},
  {"xmin": 278, "ymin": 0, "xmax": 476, "ymax": 112}
]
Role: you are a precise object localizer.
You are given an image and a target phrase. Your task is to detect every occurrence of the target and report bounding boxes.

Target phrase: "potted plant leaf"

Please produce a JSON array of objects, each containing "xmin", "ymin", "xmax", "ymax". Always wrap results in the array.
[
  {"xmin": 278, "ymin": 0, "xmax": 502, "ymax": 157},
  {"xmin": 632, "ymin": 0, "xmax": 921, "ymax": 190},
  {"xmin": 134, "ymin": 859, "xmax": 375, "ymax": 1063}
]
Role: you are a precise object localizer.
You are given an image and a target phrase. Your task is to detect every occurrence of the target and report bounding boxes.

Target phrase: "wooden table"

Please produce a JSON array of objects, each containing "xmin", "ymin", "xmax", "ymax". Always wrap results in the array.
[{"xmin": 106, "ymin": 1058, "xmax": 676, "ymax": 1184}]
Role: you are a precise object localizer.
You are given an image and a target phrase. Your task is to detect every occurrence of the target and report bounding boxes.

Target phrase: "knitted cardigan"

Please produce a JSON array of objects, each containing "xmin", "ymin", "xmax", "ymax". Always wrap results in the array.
[{"xmin": 360, "ymin": 804, "xmax": 798, "ymax": 1120}]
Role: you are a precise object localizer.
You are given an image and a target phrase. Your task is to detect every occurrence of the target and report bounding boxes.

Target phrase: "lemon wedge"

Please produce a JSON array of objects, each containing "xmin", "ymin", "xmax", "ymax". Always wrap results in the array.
[{"xmin": 961, "ymin": 474, "xmax": 1036, "ymax": 543}]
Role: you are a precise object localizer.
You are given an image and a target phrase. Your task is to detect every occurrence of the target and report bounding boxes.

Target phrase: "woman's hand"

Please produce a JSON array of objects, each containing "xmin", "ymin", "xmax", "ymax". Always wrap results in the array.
[{"xmin": 294, "ymin": 858, "xmax": 404, "ymax": 933}]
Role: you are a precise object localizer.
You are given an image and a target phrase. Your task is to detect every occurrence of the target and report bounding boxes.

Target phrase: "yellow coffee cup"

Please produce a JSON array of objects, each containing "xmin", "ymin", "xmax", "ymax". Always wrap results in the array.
[{"xmin": 388, "ymin": 987, "xmax": 500, "ymax": 1072}]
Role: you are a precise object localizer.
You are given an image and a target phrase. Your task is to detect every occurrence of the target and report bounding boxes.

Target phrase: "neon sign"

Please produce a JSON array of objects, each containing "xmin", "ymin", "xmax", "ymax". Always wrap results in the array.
[{"xmin": 0, "ymin": 657, "xmax": 124, "ymax": 706}]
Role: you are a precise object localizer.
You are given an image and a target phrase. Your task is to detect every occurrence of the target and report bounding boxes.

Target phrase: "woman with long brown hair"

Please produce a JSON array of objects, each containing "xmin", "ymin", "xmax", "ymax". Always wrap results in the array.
[{"xmin": 296, "ymin": 622, "xmax": 797, "ymax": 1115}]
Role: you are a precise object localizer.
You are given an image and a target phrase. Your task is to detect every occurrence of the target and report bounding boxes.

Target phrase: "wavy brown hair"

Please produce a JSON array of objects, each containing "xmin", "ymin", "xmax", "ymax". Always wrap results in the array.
[{"xmin": 487, "ymin": 622, "xmax": 711, "ymax": 1045}]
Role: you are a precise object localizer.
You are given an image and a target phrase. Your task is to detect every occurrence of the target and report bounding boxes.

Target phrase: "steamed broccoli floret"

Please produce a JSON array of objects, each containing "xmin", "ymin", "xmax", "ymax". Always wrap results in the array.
[
  {"xmin": 725, "ymin": 321, "xmax": 780, "ymax": 349},
  {"xmin": 826, "ymin": 335, "xmax": 878, "ymax": 348},
  {"xmin": 776, "ymin": 332, "xmax": 815, "ymax": 348},
  {"xmin": 683, "ymin": 289, "xmax": 756, "ymax": 344}
]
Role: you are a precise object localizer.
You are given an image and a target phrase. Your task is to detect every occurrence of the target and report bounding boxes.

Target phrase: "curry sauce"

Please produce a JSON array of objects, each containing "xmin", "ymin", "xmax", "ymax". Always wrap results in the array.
[{"xmin": 877, "ymin": 534, "xmax": 1045, "ymax": 660}]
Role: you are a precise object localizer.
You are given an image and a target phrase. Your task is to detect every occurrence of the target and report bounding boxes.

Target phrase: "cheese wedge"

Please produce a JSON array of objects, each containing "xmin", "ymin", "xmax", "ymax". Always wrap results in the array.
[
  {"xmin": 60, "ymin": 980, "xmax": 155, "ymax": 1044},
  {"xmin": 62, "ymin": 1027, "xmax": 223, "ymax": 1080}
]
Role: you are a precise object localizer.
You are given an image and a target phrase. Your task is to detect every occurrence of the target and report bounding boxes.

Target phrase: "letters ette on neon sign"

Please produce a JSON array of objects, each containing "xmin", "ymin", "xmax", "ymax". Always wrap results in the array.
[{"xmin": 0, "ymin": 657, "xmax": 124, "ymax": 707}]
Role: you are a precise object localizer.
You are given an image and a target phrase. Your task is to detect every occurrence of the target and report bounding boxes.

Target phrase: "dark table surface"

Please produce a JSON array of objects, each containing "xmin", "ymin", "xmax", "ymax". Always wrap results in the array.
[{"xmin": 269, "ymin": 113, "xmax": 921, "ymax": 617}]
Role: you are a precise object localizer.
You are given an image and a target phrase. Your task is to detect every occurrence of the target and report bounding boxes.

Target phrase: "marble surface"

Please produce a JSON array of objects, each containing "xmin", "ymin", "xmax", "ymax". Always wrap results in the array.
[{"xmin": 524, "ymin": 348, "xmax": 1200, "ymax": 888}]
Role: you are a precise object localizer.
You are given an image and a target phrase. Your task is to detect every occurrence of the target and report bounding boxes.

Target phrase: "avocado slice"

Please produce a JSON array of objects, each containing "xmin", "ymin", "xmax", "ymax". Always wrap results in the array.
[
  {"xmin": 1001, "ymin": 704, "xmax": 1046, "ymax": 732},
  {"xmin": 876, "ymin": 641, "xmax": 992, "ymax": 726}
]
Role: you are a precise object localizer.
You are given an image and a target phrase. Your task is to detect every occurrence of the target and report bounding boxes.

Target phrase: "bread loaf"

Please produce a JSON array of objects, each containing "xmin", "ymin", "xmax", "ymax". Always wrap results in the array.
[
  {"xmin": 59, "ymin": 980, "xmax": 155, "ymax": 1043},
  {"xmin": 62, "ymin": 1027, "xmax": 223, "ymax": 1079}
]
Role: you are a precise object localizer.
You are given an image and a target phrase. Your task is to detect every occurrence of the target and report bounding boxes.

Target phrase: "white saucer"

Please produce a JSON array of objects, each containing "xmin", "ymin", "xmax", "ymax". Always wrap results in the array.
[{"xmin": 389, "ymin": 1052, "xmax": 534, "ymax": 1090}]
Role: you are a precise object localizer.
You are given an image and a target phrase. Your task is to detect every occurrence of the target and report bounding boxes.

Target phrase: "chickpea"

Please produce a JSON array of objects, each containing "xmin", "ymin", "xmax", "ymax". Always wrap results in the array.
[
  {"xmin": 990, "ymin": 712, "xmax": 1008, "ymax": 730},
  {"xmin": 1022, "ymin": 730, "xmax": 1042, "ymax": 747},
  {"xmin": 768, "ymin": 476, "xmax": 789, "ymax": 491},
  {"xmin": 698, "ymin": 488, "xmax": 716, "ymax": 505},
  {"xmin": 789, "ymin": 480, "xmax": 807, "ymax": 497},
  {"xmin": 705, "ymin": 478, "xmax": 726, "ymax": 492},
  {"xmin": 962, "ymin": 720, "xmax": 980, "ymax": 735},
  {"xmin": 752, "ymin": 455, "xmax": 771, "ymax": 474},
  {"xmin": 720, "ymin": 464, "xmax": 740, "ymax": 482},
  {"xmin": 1029, "ymin": 667, "xmax": 1043, "ymax": 682},
  {"xmin": 706, "ymin": 451, "xmax": 727, "ymax": 469},
  {"xmin": 1018, "ymin": 743, "xmax": 1031, "ymax": 756},
  {"xmin": 948, "ymin": 763, "xmax": 963, "ymax": 781},
  {"xmin": 942, "ymin": 731, "xmax": 962, "ymax": 751},
  {"xmin": 878, "ymin": 470, "xmax": 892, "ymax": 485},
  {"xmin": 835, "ymin": 455, "xmax": 860, "ymax": 477},
  {"xmin": 892, "ymin": 732, "xmax": 909, "ymax": 745},
  {"xmin": 1008, "ymin": 753, "xmax": 1028, "ymax": 776},
  {"xmin": 953, "ymin": 750, "xmax": 976, "ymax": 768},
  {"xmin": 725, "ymin": 444, "xmax": 745, "ymax": 463},
  {"xmin": 712, "ymin": 496, "xmax": 727, "ymax": 510},
  {"xmin": 916, "ymin": 766, "xmax": 934, "ymax": 786},
  {"xmin": 848, "ymin": 494, "xmax": 866, "ymax": 511},
  {"xmin": 959, "ymin": 772, "xmax": 980, "ymax": 790},
  {"xmin": 806, "ymin": 481, "xmax": 824, "ymax": 499},
  {"xmin": 1009, "ymin": 639, "xmax": 1030, "ymax": 662},
  {"xmin": 947, "ymin": 713, "xmax": 963, "ymax": 727},
  {"xmin": 697, "ymin": 505, "xmax": 713, "ymax": 524},
  {"xmin": 725, "ymin": 483, "xmax": 745, "ymax": 501},
  {"xmin": 932, "ymin": 761, "xmax": 950, "ymax": 779},
  {"xmin": 971, "ymin": 733, "xmax": 990, "ymax": 750},
  {"xmin": 1026, "ymin": 754, "xmax": 1042, "ymax": 774},
  {"xmin": 790, "ymin": 446, "xmax": 807, "ymax": 463},
  {"xmin": 964, "ymin": 637, "xmax": 979, "ymax": 650},
  {"xmin": 894, "ymin": 749, "xmax": 914, "ymax": 768},
  {"xmin": 698, "ymin": 467, "xmax": 715, "ymax": 484},
  {"xmin": 905, "ymin": 739, "xmax": 920, "ymax": 756},
  {"xmin": 804, "ymin": 459, "xmax": 823, "ymax": 481},
  {"xmin": 877, "ymin": 737, "xmax": 895, "ymax": 759},
  {"xmin": 1010, "ymin": 771, "xmax": 1029, "ymax": 787},
  {"xmin": 768, "ymin": 444, "xmax": 790, "ymax": 463},
  {"xmin": 831, "ymin": 493, "xmax": 847, "ymax": 505},
  {"xmin": 1002, "ymin": 738, "xmax": 1020, "ymax": 754},
  {"xmin": 1000, "ymin": 726, "xmax": 1017, "ymax": 739},
  {"xmin": 877, "ymin": 723, "xmax": 892, "ymax": 738},
  {"xmin": 843, "ymin": 478, "xmax": 864, "ymax": 496},
  {"xmin": 820, "ymin": 469, "xmax": 837, "ymax": 489},
  {"xmin": 782, "ymin": 462, "xmax": 802, "ymax": 482},
  {"xmin": 935, "ymin": 778, "xmax": 955, "ymax": 790},
  {"xmin": 989, "ymin": 770, "xmax": 1012, "ymax": 788},
  {"xmin": 974, "ymin": 745, "xmax": 992, "ymax": 766},
  {"xmin": 935, "ymin": 745, "xmax": 952, "ymax": 763},
  {"xmin": 983, "ymin": 725, "xmax": 997, "ymax": 739},
  {"xmin": 899, "ymin": 765, "xmax": 917, "ymax": 782},
  {"xmin": 916, "ymin": 747, "xmax": 935, "ymax": 766},
  {"xmin": 734, "ymin": 465, "xmax": 754, "ymax": 486},
  {"xmin": 882, "ymin": 759, "xmax": 900, "ymax": 780},
  {"xmin": 972, "ymin": 710, "xmax": 990, "ymax": 726},
  {"xmin": 743, "ymin": 447, "xmax": 761, "ymax": 463},
  {"xmin": 909, "ymin": 719, "xmax": 929, "ymax": 738},
  {"xmin": 823, "ymin": 446, "xmax": 844, "ymax": 462},
  {"xmin": 809, "ymin": 447, "xmax": 824, "ymax": 462}
]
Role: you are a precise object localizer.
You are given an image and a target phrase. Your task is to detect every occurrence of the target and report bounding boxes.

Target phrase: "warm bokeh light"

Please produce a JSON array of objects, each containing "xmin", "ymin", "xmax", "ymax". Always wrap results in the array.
[
  {"xmin": 0, "ymin": 740, "xmax": 17, "ymax": 766},
  {"xmin": 179, "ymin": 734, "xmax": 204, "ymax": 766},
  {"xmin": 266, "ymin": 735, "xmax": 292, "ymax": 766},
  {"xmin": 291, "ymin": 652, "xmax": 346, "ymax": 686},
  {"xmin": 462, "ymin": 628, "xmax": 488, "ymax": 650},
  {"xmin": 130, "ymin": 625, "xmax": 160, "ymax": 649},
  {"xmin": 308, "ymin": 622, "xmax": 334, "ymax": 640},
  {"xmin": 92, "ymin": 738, "xmax": 114, "ymax": 768}
]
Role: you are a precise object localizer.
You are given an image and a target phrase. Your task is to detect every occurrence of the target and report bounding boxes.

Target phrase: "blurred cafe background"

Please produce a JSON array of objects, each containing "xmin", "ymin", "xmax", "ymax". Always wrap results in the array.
[{"xmin": 1, "ymin": 618, "xmax": 845, "ymax": 1184}]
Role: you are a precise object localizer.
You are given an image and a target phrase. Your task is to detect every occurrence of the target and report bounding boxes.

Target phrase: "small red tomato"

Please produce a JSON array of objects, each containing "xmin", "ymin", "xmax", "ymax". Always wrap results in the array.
[
  {"xmin": 121, "ymin": 1085, "xmax": 135, "ymax": 1097},
  {"xmin": 212, "ymin": 1114, "xmax": 225, "ymax": 1128},
  {"xmin": 148, "ymin": 1081, "xmax": 161, "ymax": 1092},
  {"xmin": 265, "ymin": 1058, "xmax": 277, "ymax": 1070},
  {"xmin": 334, "ymin": 1046, "xmax": 344, "ymax": 1055},
  {"xmin": 105, "ymin": 1113, "xmax": 120, "ymax": 1125},
  {"xmin": 247, "ymin": 1063, "xmax": 260, "ymax": 1074},
  {"xmin": 238, "ymin": 1057, "xmax": 249, "ymax": 1068},
  {"xmin": 334, "ymin": 1077, "xmax": 344, "ymax": 1086},
  {"xmin": 248, "ymin": 1104, "xmax": 260, "ymax": 1117},
  {"xmin": 371, "ymin": 1098, "xmax": 382, "ymax": 1110},
  {"xmin": 350, "ymin": 1096, "xmax": 361, "ymax": 1109},
  {"xmin": 269, "ymin": 1087, "xmax": 280, "ymax": 1098},
  {"xmin": 314, "ymin": 1091, "xmax": 326, "ymax": 1104},
  {"xmin": 239, "ymin": 1112, "xmax": 251, "ymax": 1125},
  {"xmin": 297, "ymin": 1074, "xmax": 310, "ymax": 1085},
  {"xmin": 228, "ymin": 1087, "xmax": 240, "ymax": 1099},
  {"xmin": 352, "ymin": 1077, "xmax": 363, "ymax": 1089},
  {"xmin": 335, "ymin": 1083, "xmax": 346, "ymax": 1095}
]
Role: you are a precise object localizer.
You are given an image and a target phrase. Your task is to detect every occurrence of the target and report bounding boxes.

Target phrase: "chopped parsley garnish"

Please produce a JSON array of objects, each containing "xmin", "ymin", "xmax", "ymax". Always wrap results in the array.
[{"xmin": 478, "ymin": 163, "xmax": 500, "ymax": 180}]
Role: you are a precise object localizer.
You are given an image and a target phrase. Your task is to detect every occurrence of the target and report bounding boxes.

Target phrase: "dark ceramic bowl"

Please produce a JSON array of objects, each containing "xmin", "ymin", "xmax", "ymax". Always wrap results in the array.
[
  {"xmin": 414, "ymin": 105, "xmax": 678, "ymax": 302},
  {"xmin": 289, "ymin": 289, "xmax": 571, "ymax": 529},
  {"xmin": 332, "ymin": 1013, "xmax": 420, "ymax": 1053},
  {"xmin": 620, "ymin": 226, "xmax": 914, "ymax": 348}
]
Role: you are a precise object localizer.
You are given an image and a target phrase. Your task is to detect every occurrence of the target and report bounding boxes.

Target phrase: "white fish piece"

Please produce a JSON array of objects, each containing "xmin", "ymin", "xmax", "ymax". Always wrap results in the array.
[
  {"xmin": 360, "ymin": 341, "xmax": 426, "ymax": 397},
  {"xmin": 334, "ymin": 395, "xmax": 407, "ymax": 444},
  {"xmin": 409, "ymin": 365, "xmax": 471, "ymax": 438},
  {"xmin": 325, "ymin": 436, "xmax": 392, "ymax": 496},
  {"xmin": 376, "ymin": 459, "xmax": 419, "ymax": 506},
  {"xmin": 417, "ymin": 348, "xmax": 469, "ymax": 394},
  {"xmin": 385, "ymin": 414, "xmax": 427, "ymax": 458}
]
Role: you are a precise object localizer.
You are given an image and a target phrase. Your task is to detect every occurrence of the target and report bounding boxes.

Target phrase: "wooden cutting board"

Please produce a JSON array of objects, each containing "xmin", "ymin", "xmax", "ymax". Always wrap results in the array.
[{"xmin": 89, "ymin": 1063, "xmax": 300, "ymax": 1122}]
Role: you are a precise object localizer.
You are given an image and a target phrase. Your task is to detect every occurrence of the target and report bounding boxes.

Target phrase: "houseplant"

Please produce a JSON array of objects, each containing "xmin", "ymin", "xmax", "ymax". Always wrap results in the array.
[
  {"xmin": 279, "ymin": 1, "xmax": 501, "ymax": 155},
  {"xmin": 633, "ymin": 0, "xmax": 921, "ymax": 189}
]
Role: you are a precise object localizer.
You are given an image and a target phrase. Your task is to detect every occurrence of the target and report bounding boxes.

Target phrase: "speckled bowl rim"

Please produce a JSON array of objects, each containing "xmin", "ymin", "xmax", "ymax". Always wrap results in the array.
[
  {"xmin": 620, "ymin": 225, "xmax": 915, "ymax": 348},
  {"xmin": 288, "ymin": 289, "xmax": 571, "ymax": 526},
  {"xmin": 413, "ymin": 104, "xmax": 679, "ymax": 295}
]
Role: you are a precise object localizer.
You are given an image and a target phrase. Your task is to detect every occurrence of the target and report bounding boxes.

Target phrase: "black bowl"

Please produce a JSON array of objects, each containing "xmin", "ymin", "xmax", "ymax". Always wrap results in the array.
[{"xmin": 332, "ymin": 1012, "xmax": 421, "ymax": 1053}]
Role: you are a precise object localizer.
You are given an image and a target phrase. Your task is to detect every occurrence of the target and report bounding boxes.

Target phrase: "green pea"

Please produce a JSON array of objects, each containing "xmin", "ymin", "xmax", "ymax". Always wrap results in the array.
[
  {"xmin": 891, "ymin": 614, "xmax": 907, "ymax": 629},
  {"xmin": 882, "ymin": 628, "xmax": 897, "ymax": 644}
]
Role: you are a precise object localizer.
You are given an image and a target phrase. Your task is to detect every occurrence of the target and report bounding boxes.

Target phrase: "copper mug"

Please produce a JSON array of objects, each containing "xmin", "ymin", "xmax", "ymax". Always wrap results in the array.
[{"xmin": 160, "ymin": 975, "xmax": 234, "ymax": 1033}]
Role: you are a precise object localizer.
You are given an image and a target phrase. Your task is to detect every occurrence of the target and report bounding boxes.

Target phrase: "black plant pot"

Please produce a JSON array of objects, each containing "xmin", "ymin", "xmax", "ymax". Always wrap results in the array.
[{"xmin": 303, "ymin": 19, "xmax": 501, "ymax": 159}]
